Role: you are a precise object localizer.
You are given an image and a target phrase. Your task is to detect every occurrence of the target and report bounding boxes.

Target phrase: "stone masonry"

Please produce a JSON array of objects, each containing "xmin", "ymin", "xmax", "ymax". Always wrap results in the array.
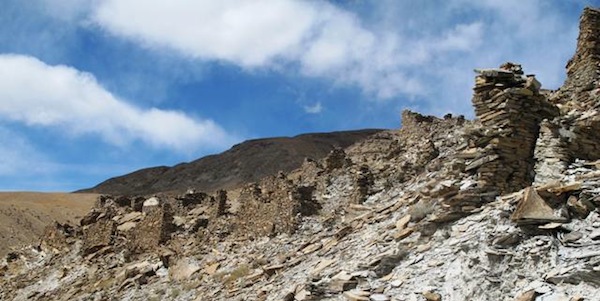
[
  {"xmin": 235, "ymin": 174, "xmax": 320, "ymax": 239},
  {"xmin": 471, "ymin": 63, "xmax": 558, "ymax": 194}
]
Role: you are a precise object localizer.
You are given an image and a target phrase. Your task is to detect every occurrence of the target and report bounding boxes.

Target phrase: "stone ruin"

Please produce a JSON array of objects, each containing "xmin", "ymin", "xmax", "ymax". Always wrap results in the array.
[
  {"xmin": 469, "ymin": 8, "xmax": 600, "ymax": 193},
  {"xmin": 469, "ymin": 62, "xmax": 559, "ymax": 194},
  {"xmin": 398, "ymin": 111, "xmax": 442, "ymax": 173},
  {"xmin": 36, "ymin": 5, "xmax": 600, "ymax": 266},
  {"xmin": 38, "ymin": 222, "xmax": 77, "ymax": 253},
  {"xmin": 126, "ymin": 198, "xmax": 173, "ymax": 254},
  {"xmin": 420, "ymin": 9, "xmax": 600, "ymax": 220},
  {"xmin": 6, "ymin": 7, "xmax": 600, "ymax": 301},
  {"xmin": 235, "ymin": 173, "xmax": 321, "ymax": 239},
  {"xmin": 462, "ymin": 51, "xmax": 599, "ymax": 223},
  {"xmin": 41, "ymin": 191, "xmax": 227, "ymax": 259},
  {"xmin": 453, "ymin": 7, "xmax": 600, "ymax": 225},
  {"xmin": 53, "ymin": 169, "xmax": 327, "ymax": 252}
]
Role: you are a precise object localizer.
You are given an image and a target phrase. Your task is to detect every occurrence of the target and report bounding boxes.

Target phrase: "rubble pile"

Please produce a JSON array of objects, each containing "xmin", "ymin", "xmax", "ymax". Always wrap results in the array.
[{"xmin": 2, "ymin": 6, "xmax": 600, "ymax": 301}]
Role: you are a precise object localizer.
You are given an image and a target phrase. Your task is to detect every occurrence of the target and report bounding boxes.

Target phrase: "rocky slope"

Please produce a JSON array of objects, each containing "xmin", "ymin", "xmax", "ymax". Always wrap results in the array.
[
  {"xmin": 3, "ymin": 7, "xmax": 600, "ymax": 301},
  {"xmin": 79, "ymin": 130, "xmax": 382, "ymax": 195}
]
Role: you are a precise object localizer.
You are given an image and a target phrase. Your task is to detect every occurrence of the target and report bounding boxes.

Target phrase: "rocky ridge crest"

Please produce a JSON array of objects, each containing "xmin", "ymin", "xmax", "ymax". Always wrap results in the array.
[{"xmin": 2, "ymin": 7, "xmax": 600, "ymax": 301}]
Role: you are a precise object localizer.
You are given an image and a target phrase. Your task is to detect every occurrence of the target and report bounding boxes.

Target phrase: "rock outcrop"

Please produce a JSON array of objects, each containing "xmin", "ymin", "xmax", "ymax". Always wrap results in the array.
[{"xmin": 556, "ymin": 7, "xmax": 600, "ymax": 110}]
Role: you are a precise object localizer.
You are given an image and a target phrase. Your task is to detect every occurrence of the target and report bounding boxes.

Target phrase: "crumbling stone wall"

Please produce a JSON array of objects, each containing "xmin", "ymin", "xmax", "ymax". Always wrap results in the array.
[
  {"xmin": 325, "ymin": 148, "xmax": 351, "ymax": 171},
  {"xmin": 294, "ymin": 158, "xmax": 324, "ymax": 187},
  {"xmin": 399, "ymin": 110, "xmax": 463, "ymax": 151},
  {"xmin": 396, "ymin": 111, "xmax": 449, "ymax": 176},
  {"xmin": 82, "ymin": 219, "xmax": 116, "ymax": 255},
  {"xmin": 561, "ymin": 7, "xmax": 600, "ymax": 161},
  {"xmin": 39, "ymin": 222, "xmax": 77, "ymax": 252},
  {"xmin": 127, "ymin": 201, "xmax": 173, "ymax": 254},
  {"xmin": 351, "ymin": 165, "xmax": 374, "ymax": 204},
  {"xmin": 470, "ymin": 63, "xmax": 559, "ymax": 194},
  {"xmin": 215, "ymin": 189, "xmax": 228, "ymax": 217},
  {"xmin": 175, "ymin": 191, "xmax": 210, "ymax": 209},
  {"xmin": 235, "ymin": 174, "xmax": 320, "ymax": 238},
  {"xmin": 568, "ymin": 117, "xmax": 600, "ymax": 160}
]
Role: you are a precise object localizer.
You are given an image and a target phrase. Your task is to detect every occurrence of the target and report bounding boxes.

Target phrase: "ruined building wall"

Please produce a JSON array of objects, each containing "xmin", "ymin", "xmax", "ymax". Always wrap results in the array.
[
  {"xmin": 234, "ymin": 174, "xmax": 320, "ymax": 239},
  {"xmin": 554, "ymin": 7, "xmax": 600, "ymax": 161},
  {"xmin": 470, "ymin": 63, "xmax": 559, "ymax": 194}
]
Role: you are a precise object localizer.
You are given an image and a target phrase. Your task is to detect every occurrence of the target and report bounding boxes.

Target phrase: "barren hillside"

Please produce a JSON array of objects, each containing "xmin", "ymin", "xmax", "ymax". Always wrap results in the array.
[
  {"xmin": 0, "ymin": 192, "xmax": 98, "ymax": 257},
  {"xmin": 79, "ymin": 130, "xmax": 382, "ymax": 195}
]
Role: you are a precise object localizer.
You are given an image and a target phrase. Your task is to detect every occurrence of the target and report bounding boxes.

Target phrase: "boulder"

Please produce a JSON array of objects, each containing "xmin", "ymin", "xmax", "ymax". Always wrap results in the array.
[{"xmin": 511, "ymin": 187, "xmax": 568, "ymax": 225}]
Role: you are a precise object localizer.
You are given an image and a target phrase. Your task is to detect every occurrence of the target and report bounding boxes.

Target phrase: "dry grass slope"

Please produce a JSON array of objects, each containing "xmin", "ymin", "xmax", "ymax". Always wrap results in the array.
[{"xmin": 0, "ymin": 192, "xmax": 98, "ymax": 256}]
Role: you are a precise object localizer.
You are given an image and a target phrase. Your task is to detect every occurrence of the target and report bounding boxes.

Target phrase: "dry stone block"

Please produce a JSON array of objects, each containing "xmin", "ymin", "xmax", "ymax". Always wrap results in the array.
[
  {"xmin": 127, "ymin": 203, "xmax": 173, "ymax": 253},
  {"xmin": 82, "ymin": 220, "xmax": 115, "ymax": 255}
]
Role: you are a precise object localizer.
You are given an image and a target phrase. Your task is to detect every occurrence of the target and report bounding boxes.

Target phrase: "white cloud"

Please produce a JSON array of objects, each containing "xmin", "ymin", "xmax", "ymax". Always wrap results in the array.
[
  {"xmin": 27, "ymin": 0, "xmax": 581, "ymax": 116},
  {"xmin": 303, "ymin": 102, "xmax": 323, "ymax": 114},
  {"xmin": 353, "ymin": 0, "xmax": 583, "ymax": 115},
  {"xmin": 0, "ymin": 54, "xmax": 235, "ymax": 152},
  {"xmin": 92, "ymin": 0, "xmax": 319, "ymax": 67},
  {"xmin": 89, "ymin": 0, "xmax": 484, "ymax": 100},
  {"xmin": 436, "ymin": 23, "xmax": 484, "ymax": 52}
]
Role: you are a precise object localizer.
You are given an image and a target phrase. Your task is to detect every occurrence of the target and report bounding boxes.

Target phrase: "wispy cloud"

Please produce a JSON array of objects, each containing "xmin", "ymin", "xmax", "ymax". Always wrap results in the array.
[
  {"xmin": 0, "ymin": 54, "xmax": 236, "ymax": 152},
  {"xmin": 6, "ymin": 0, "xmax": 588, "ymax": 118},
  {"xmin": 352, "ymin": 0, "xmax": 586, "ymax": 115},
  {"xmin": 303, "ymin": 102, "xmax": 323, "ymax": 114},
  {"xmin": 24, "ymin": 0, "xmax": 585, "ymax": 117},
  {"xmin": 88, "ymin": 0, "xmax": 484, "ymax": 101}
]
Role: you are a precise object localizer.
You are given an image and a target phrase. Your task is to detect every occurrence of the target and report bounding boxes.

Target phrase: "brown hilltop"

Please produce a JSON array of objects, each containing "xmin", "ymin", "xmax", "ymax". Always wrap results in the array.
[{"xmin": 78, "ymin": 129, "xmax": 382, "ymax": 195}]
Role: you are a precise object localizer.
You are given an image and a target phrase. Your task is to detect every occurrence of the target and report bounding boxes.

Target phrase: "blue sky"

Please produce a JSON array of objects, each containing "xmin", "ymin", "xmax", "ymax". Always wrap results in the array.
[{"xmin": 0, "ymin": 0, "xmax": 595, "ymax": 191}]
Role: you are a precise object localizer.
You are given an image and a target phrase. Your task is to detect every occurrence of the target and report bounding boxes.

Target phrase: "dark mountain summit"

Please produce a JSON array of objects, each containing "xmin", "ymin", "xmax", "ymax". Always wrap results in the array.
[{"xmin": 78, "ymin": 129, "xmax": 382, "ymax": 195}]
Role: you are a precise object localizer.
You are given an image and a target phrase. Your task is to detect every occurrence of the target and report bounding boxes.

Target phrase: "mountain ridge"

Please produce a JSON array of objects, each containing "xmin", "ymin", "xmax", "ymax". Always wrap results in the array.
[{"xmin": 78, "ymin": 129, "xmax": 383, "ymax": 195}]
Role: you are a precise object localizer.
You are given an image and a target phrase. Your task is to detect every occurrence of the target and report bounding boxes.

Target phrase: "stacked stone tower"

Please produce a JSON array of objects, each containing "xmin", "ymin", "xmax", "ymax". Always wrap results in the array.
[{"xmin": 470, "ymin": 63, "xmax": 558, "ymax": 193}]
